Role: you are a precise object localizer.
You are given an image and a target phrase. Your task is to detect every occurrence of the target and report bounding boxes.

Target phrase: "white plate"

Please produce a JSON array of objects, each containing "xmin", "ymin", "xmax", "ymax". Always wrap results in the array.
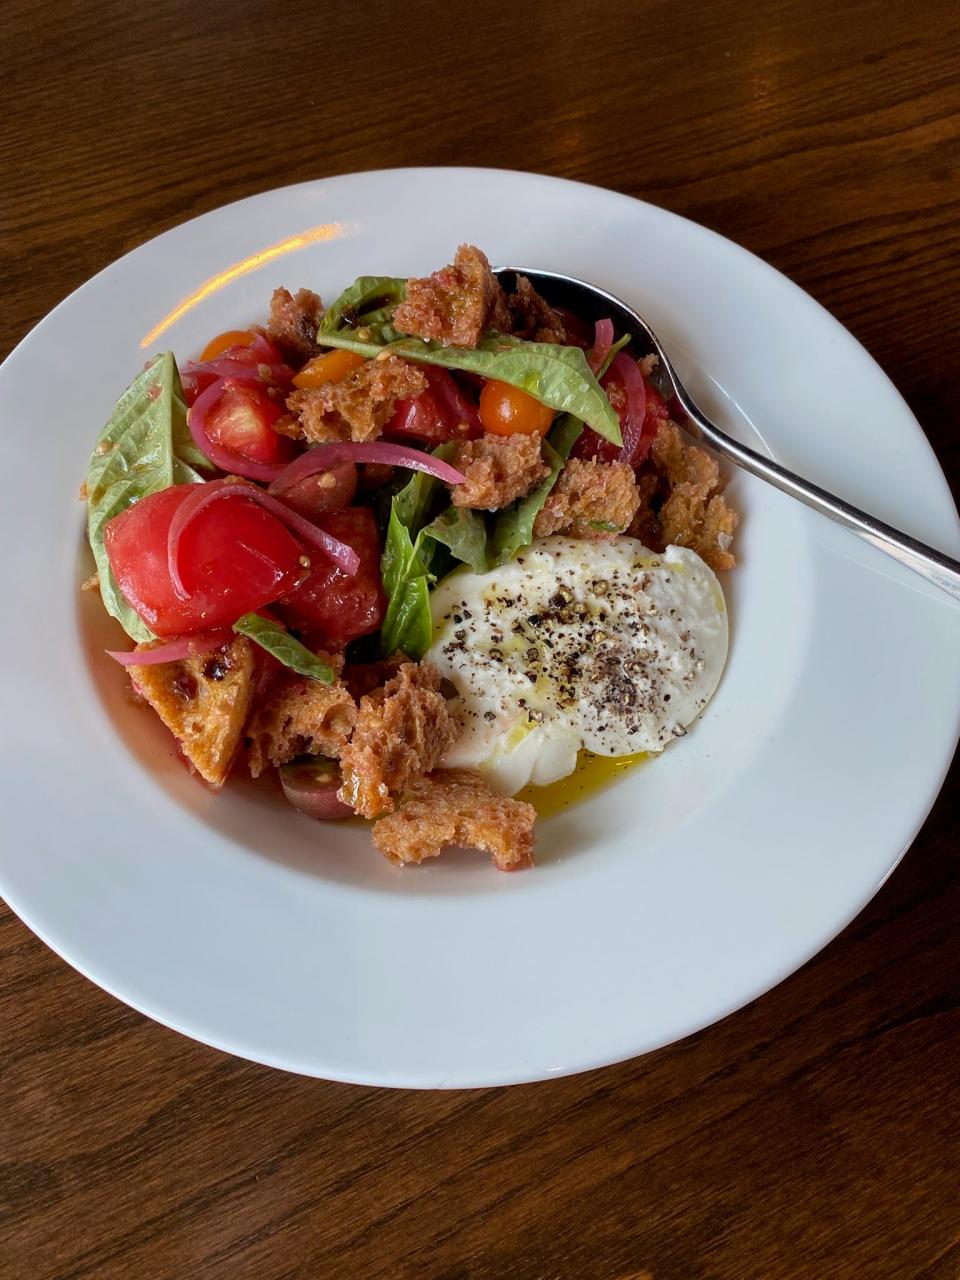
[{"xmin": 2, "ymin": 169, "xmax": 958, "ymax": 1087}]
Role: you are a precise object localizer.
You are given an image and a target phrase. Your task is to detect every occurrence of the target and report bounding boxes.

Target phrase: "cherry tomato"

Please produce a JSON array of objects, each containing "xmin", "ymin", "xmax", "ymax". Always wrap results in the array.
[
  {"xmin": 205, "ymin": 381, "xmax": 294, "ymax": 465},
  {"xmin": 278, "ymin": 464, "xmax": 358, "ymax": 520},
  {"xmin": 280, "ymin": 758, "xmax": 353, "ymax": 820},
  {"xmin": 478, "ymin": 379, "xmax": 554, "ymax": 437},
  {"xmin": 200, "ymin": 329, "xmax": 258, "ymax": 362},
  {"xmin": 277, "ymin": 507, "xmax": 385, "ymax": 651},
  {"xmin": 386, "ymin": 368, "xmax": 482, "ymax": 443},
  {"xmin": 292, "ymin": 349, "xmax": 365, "ymax": 389},
  {"xmin": 105, "ymin": 485, "xmax": 307, "ymax": 636},
  {"xmin": 572, "ymin": 376, "xmax": 669, "ymax": 466}
]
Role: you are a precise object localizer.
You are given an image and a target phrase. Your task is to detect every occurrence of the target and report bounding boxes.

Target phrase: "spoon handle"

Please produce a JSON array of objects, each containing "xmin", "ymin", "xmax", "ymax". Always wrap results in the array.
[{"xmin": 673, "ymin": 385, "xmax": 960, "ymax": 603}]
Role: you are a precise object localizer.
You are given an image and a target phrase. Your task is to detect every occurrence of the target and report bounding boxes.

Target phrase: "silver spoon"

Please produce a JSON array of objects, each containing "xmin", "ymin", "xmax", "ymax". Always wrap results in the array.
[{"xmin": 497, "ymin": 267, "xmax": 960, "ymax": 603}]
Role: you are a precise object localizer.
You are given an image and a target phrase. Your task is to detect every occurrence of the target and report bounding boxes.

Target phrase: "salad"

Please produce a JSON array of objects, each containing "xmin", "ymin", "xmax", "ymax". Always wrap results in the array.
[{"xmin": 84, "ymin": 246, "xmax": 738, "ymax": 871}]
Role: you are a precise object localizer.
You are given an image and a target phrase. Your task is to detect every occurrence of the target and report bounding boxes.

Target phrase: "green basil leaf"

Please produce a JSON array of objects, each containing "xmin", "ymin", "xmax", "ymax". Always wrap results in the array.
[
  {"xmin": 379, "ymin": 502, "xmax": 434, "ymax": 659},
  {"xmin": 422, "ymin": 505, "xmax": 492, "ymax": 574},
  {"xmin": 317, "ymin": 331, "xmax": 622, "ymax": 445},
  {"xmin": 85, "ymin": 353, "xmax": 212, "ymax": 643},
  {"xmin": 233, "ymin": 614, "xmax": 335, "ymax": 683},
  {"xmin": 319, "ymin": 276, "xmax": 406, "ymax": 335},
  {"xmin": 392, "ymin": 442, "xmax": 456, "ymax": 529},
  {"xmin": 596, "ymin": 333, "xmax": 632, "ymax": 378},
  {"xmin": 490, "ymin": 415, "xmax": 583, "ymax": 566}
]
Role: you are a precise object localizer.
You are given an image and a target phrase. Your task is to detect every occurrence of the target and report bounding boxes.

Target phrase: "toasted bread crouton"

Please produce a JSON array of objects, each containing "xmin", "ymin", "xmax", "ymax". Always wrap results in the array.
[
  {"xmin": 451, "ymin": 433, "xmax": 550, "ymax": 510},
  {"xmin": 629, "ymin": 421, "xmax": 739, "ymax": 571},
  {"xmin": 245, "ymin": 666, "xmax": 357, "ymax": 778},
  {"xmin": 267, "ymin": 287, "xmax": 324, "ymax": 364},
  {"xmin": 286, "ymin": 354, "xmax": 426, "ymax": 444},
  {"xmin": 393, "ymin": 245, "xmax": 512, "ymax": 348},
  {"xmin": 338, "ymin": 661, "xmax": 460, "ymax": 819},
  {"xmin": 343, "ymin": 652, "xmax": 409, "ymax": 702},
  {"xmin": 128, "ymin": 637, "xmax": 256, "ymax": 788},
  {"xmin": 533, "ymin": 458, "xmax": 640, "ymax": 539},
  {"xmin": 372, "ymin": 770, "xmax": 535, "ymax": 871},
  {"xmin": 508, "ymin": 274, "xmax": 567, "ymax": 344}
]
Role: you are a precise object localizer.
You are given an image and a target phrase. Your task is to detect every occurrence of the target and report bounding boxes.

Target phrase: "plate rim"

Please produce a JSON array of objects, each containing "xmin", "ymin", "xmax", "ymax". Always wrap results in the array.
[{"xmin": 2, "ymin": 166, "xmax": 959, "ymax": 1087}]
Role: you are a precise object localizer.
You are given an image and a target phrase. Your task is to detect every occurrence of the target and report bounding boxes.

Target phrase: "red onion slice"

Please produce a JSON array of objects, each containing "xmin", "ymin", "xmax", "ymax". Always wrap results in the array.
[
  {"xmin": 183, "ymin": 357, "xmax": 293, "ymax": 384},
  {"xmin": 604, "ymin": 352, "xmax": 648, "ymax": 465},
  {"xmin": 107, "ymin": 629, "xmax": 233, "ymax": 666},
  {"xmin": 248, "ymin": 332, "xmax": 282, "ymax": 362},
  {"xmin": 187, "ymin": 379, "xmax": 286, "ymax": 483},
  {"xmin": 167, "ymin": 480, "xmax": 361, "ymax": 602},
  {"xmin": 588, "ymin": 318, "xmax": 614, "ymax": 374},
  {"xmin": 268, "ymin": 441, "xmax": 465, "ymax": 495}
]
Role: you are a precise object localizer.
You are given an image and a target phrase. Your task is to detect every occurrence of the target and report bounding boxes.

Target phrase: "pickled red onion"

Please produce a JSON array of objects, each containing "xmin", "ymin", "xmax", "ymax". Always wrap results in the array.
[
  {"xmin": 588, "ymin": 319, "xmax": 614, "ymax": 374},
  {"xmin": 269, "ymin": 442, "xmax": 465, "ymax": 495},
  {"xmin": 106, "ymin": 629, "xmax": 233, "ymax": 666},
  {"xmin": 167, "ymin": 479, "xmax": 360, "ymax": 601},
  {"xmin": 604, "ymin": 352, "xmax": 648, "ymax": 465},
  {"xmin": 182, "ymin": 357, "xmax": 293, "ymax": 384}
]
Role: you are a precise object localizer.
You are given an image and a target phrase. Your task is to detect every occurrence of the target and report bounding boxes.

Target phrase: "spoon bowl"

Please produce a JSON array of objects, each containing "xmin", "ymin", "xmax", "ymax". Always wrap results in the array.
[{"xmin": 498, "ymin": 267, "xmax": 960, "ymax": 603}]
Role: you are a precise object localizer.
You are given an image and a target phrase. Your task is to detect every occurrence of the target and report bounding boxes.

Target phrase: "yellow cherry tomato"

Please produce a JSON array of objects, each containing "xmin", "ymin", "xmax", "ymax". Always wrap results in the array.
[
  {"xmin": 292, "ymin": 349, "xmax": 366, "ymax": 389},
  {"xmin": 199, "ymin": 329, "xmax": 257, "ymax": 361},
  {"xmin": 478, "ymin": 379, "xmax": 554, "ymax": 437}
]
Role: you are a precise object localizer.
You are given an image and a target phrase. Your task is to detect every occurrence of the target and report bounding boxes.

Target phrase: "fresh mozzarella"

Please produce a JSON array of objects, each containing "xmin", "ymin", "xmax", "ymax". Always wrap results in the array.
[{"xmin": 427, "ymin": 536, "xmax": 728, "ymax": 794}]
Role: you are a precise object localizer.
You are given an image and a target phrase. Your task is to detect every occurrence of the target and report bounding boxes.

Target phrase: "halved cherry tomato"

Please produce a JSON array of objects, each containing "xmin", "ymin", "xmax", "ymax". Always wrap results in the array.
[
  {"xmin": 200, "ymin": 329, "xmax": 257, "ymax": 362},
  {"xmin": 205, "ymin": 381, "xmax": 294, "ymax": 465},
  {"xmin": 105, "ymin": 485, "xmax": 307, "ymax": 636},
  {"xmin": 572, "ymin": 376, "xmax": 669, "ymax": 466},
  {"xmin": 292, "ymin": 349, "xmax": 365, "ymax": 389},
  {"xmin": 386, "ymin": 367, "xmax": 482, "ymax": 443},
  {"xmin": 277, "ymin": 507, "xmax": 385, "ymax": 651},
  {"xmin": 280, "ymin": 758, "xmax": 353, "ymax": 820},
  {"xmin": 478, "ymin": 379, "xmax": 554, "ymax": 437}
]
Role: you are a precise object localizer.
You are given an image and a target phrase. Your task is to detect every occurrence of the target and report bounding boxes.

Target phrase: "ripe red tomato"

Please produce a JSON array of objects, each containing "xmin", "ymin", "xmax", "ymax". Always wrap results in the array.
[
  {"xmin": 105, "ymin": 485, "xmax": 308, "ymax": 636},
  {"xmin": 572, "ymin": 376, "xmax": 669, "ymax": 467},
  {"xmin": 385, "ymin": 368, "xmax": 482, "ymax": 443},
  {"xmin": 204, "ymin": 381, "xmax": 294, "ymax": 464},
  {"xmin": 277, "ymin": 507, "xmax": 385, "ymax": 651}
]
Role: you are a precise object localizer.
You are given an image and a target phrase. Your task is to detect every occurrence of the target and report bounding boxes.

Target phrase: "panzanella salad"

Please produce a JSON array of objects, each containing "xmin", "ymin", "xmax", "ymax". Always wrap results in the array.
[{"xmin": 84, "ymin": 246, "xmax": 739, "ymax": 871}]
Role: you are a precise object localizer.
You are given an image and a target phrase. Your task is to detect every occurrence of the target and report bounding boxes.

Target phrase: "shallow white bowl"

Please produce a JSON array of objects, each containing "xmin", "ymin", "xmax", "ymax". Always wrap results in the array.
[{"xmin": 2, "ymin": 168, "xmax": 958, "ymax": 1087}]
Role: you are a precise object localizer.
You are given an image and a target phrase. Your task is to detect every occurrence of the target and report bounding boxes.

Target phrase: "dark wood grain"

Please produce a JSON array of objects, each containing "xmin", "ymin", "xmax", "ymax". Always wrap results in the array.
[{"xmin": 2, "ymin": 0, "xmax": 959, "ymax": 1276}]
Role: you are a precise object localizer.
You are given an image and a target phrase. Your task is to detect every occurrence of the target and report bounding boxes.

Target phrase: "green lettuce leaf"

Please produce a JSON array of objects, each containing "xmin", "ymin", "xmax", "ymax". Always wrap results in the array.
[
  {"xmin": 232, "ymin": 614, "xmax": 335, "ymax": 682},
  {"xmin": 422, "ymin": 505, "xmax": 491, "ymax": 574},
  {"xmin": 317, "ymin": 330, "xmax": 622, "ymax": 445},
  {"xmin": 85, "ymin": 353, "xmax": 212, "ymax": 643},
  {"xmin": 319, "ymin": 276, "xmax": 406, "ymax": 335},
  {"xmin": 490, "ymin": 414, "xmax": 583, "ymax": 566}
]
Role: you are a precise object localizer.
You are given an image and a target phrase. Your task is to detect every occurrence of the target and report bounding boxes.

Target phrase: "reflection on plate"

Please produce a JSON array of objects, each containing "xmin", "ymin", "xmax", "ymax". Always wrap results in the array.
[{"xmin": 1, "ymin": 169, "xmax": 958, "ymax": 1086}]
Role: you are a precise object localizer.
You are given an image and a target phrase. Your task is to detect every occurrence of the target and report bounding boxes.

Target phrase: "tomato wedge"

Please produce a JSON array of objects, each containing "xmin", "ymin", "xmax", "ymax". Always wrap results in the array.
[
  {"xmin": 203, "ymin": 380, "xmax": 294, "ymax": 465},
  {"xmin": 105, "ymin": 485, "xmax": 307, "ymax": 636},
  {"xmin": 385, "ymin": 368, "xmax": 482, "ymax": 443},
  {"xmin": 277, "ymin": 507, "xmax": 385, "ymax": 651}
]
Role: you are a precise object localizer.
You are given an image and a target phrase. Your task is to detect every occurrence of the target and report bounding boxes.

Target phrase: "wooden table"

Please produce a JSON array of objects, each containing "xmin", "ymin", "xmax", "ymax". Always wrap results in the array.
[{"xmin": 3, "ymin": 1, "xmax": 959, "ymax": 1276}]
